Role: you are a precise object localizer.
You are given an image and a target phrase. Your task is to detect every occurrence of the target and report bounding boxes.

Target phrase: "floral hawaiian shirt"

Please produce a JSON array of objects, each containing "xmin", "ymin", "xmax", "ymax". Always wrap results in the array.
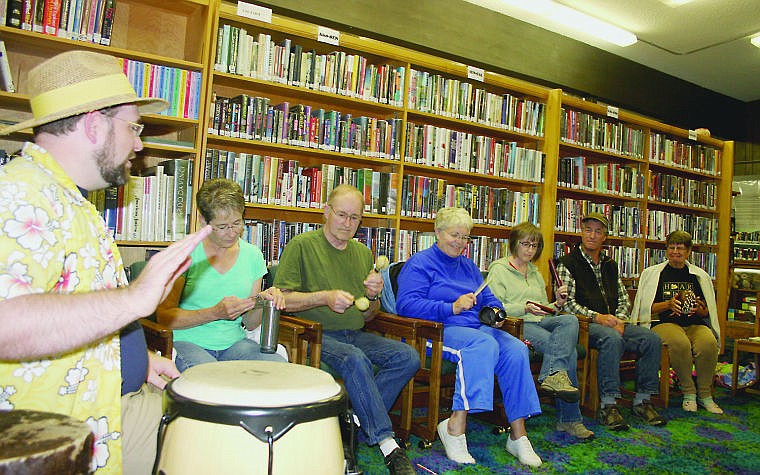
[{"xmin": 0, "ymin": 142, "xmax": 126, "ymax": 473}]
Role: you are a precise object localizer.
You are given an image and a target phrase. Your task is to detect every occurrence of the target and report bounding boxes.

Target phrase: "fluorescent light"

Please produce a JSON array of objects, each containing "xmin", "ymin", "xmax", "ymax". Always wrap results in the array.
[
  {"xmin": 497, "ymin": 0, "xmax": 637, "ymax": 47},
  {"xmin": 752, "ymin": 35, "xmax": 760, "ymax": 48}
]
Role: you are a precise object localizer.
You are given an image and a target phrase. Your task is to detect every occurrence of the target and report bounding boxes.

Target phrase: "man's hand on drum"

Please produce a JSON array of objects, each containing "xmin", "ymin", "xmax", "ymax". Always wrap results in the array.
[
  {"xmin": 453, "ymin": 293, "xmax": 476, "ymax": 315},
  {"xmin": 147, "ymin": 351, "xmax": 180, "ymax": 389},
  {"xmin": 214, "ymin": 296, "xmax": 258, "ymax": 321}
]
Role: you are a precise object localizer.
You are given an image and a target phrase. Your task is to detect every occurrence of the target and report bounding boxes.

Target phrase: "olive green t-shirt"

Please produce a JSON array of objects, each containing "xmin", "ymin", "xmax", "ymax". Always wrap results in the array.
[{"xmin": 274, "ymin": 228, "xmax": 372, "ymax": 331}]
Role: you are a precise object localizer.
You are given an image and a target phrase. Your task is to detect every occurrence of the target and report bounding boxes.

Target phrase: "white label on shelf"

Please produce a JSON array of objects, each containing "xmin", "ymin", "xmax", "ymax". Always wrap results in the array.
[
  {"xmin": 606, "ymin": 105, "xmax": 619, "ymax": 119},
  {"xmin": 467, "ymin": 66, "xmax": 485, "ymax": 82},
  {"xmin": 318, "ymin": 27, "xmax": 341, "ymax": 46},
  {"xmin": 689, "ymin": 129, "xmax": 698, "ymax": 141},
  {"xmin": 237, "ymin": 2, "xmax": 272, "ymax": 23}
]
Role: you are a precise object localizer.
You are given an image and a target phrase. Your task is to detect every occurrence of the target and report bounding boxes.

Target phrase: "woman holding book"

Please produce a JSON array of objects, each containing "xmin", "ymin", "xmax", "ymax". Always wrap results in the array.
[
  {"xmin": 156, "ymin": 178, "xmax": 286, "ymax": 371},
  {"xmin": 631, "ymin": 230, "xmax": 722, "ymax": 414},
  {"xmin": 395, "ymin": 207, "xmax": 542, "ymax": 468},
  {"xmin": 489, "ymin": 222, "xmax": 593, "ymax": 440}
]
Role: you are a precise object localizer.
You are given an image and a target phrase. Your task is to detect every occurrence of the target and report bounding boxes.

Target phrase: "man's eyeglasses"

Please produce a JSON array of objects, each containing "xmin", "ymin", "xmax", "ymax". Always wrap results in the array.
[
  {"xmin": 445, "ymin": 231, "xmax": 472, "ymax": 242},
  {"xmin": 211, "ymin": 220, "xmax": 244, "ymax": 233},
  {"xmin": 519, "ymin": 241, "xmax": 539, "ymax": 249},
  {"xmin": 328, "ymin": 206, "xmax": 361, "ymax": 223},
  {"xmin": 111, "ymin": 116, "xmax": 144, "ymax": 137}
]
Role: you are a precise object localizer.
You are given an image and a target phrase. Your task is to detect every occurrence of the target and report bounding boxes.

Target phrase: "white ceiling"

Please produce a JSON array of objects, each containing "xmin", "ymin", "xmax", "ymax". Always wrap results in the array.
[{"xmin": 465, "ymin": 0, "xmax": 760, "ymax": 102}]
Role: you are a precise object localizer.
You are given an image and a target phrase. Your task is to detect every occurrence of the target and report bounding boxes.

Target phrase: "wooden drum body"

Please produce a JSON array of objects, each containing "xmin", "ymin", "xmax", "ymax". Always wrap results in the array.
[{"xmin": 155, "ymin": 361, "xmax": 346, "ymax": 474}]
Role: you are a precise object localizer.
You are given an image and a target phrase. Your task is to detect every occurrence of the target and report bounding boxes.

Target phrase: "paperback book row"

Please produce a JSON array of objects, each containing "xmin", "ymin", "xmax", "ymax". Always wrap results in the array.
[
  {"xmin": 649, "ymin": 133, "xmax": 720, "ymax": 175},
  {"xmin": 88, "ymin": 158, "xmax": 193, "ymax": 242},
  {"xmin": 401, "ymin": 174, "xmax": 540, "ymax": 227},
  {"xmin": 735, "ymin": 231, "xmax": 760, "ymax": 242},
  {"xmin": 243, "ymin": 219, "xmax": 397, "ymax": 265},
  {"xmin": 648, "ymin": 172, "xmax": 717, "ymax": 209},
  {"xmin": 397, "ymin": 229, "xmax": 510, "ymax": 272},
  {"xmin": 644, "ymin": 247, "xmax": 717, "ymax": 279},
  {"xmin": 120, "ymin": 58, "xmax": 201, "ymax": 120},
  {"xmin": 214, "ymin": 25, "xmax": 405, "ymax": 107},
  {"xmin": 644, "ymin": 209, "xmax": 718, "ymax": 245},
  {"xmin": 557, "ymin": 156, "xmax": 644, "ymax": 198},
  {"xmin": 560, "ymin": 108, "xmax": 646, "ymax": 158},
  {"xmin": 554, "ymin": 242, "xmax": 641, "ymax": 279},
  {"xmin": 404, "ymin": 122, "xmax": 544, "ymax": 182},
  {"xmin": 4, "ymin": 0, "xmax": 116, "ymax": 45},
  {"xmin": 208, "ymin": 94, "xmax": 402, "ymax": 160},
  {"xmin": 205, "ymin": 148, "xmax": 399, "ymax": 215},
  {"xmin": 733, "ymin": 246, "xmax": 760, "ymax": 262},
  {"xmin": 407, "ymin": 68, "xmax": 546, "ymax": 137},
  {"xmin": 555, "ymin": 199, "xmax": 642, "ymax": 237}
]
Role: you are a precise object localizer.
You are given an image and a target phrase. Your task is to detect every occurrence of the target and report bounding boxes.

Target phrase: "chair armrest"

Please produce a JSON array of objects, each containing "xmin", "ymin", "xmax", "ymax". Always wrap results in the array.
[
  {"xmin": 277, "ymin": 319, "xmax": 306, "ymax": 364},
  {"xmin": 499, "ymin": 316, "xmax": 524, "ymax": 340},
  {"xmin": 140, "ymin": 318, "xmax": 173, "ymax": 358},
  {"xmin": 365, "ymin": 311, "xmax": 418, "ymax": 341},
  {"xmin": 280, "ymin": 314, "xmax": 322, "ymax": 368}
]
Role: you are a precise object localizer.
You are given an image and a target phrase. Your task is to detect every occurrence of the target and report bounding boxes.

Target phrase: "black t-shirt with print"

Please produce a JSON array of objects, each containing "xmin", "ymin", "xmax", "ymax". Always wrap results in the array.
[{"xmin": 654, "ymin": 264, "xmax": 708, "ymax": 327}]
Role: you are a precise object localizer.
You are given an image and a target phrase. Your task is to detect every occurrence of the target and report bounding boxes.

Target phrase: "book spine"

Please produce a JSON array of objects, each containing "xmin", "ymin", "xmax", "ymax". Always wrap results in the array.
[
  {"xmin": 0, "ymin": 41, "xmax": 16, "ymax": 92},
  {"xmin": 98, "ymin": 0, "xmax": 114, "ymax": 45}
]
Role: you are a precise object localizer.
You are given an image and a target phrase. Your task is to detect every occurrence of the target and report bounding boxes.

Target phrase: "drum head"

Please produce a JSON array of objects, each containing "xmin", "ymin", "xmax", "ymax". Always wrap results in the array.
[{"xmin": 170, "ymin": 361, "xmax": 340, "ymax": 407}]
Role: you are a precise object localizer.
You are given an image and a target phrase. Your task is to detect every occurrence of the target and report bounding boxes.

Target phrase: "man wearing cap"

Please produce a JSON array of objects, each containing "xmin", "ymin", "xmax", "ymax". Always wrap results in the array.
[
  {"xmin": 0, "ymin": 50, "xmax": 211, "ymax": 473},
  {"xmin": 556, "ymin": 213, "xmax": 665, "ymax": 430}
]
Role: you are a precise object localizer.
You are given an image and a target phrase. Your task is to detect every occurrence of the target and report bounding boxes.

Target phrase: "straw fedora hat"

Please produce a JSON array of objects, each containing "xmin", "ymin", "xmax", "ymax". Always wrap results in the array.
[{"xmin": 0, "ymin": 50, "xmax": 169, "ymax": 136}]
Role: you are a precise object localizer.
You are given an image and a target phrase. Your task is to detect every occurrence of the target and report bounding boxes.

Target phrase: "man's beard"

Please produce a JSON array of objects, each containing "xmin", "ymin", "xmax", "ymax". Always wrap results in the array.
[{"xmin": 95, "ymin": 130, "xmax": 130, "ymax": 187}]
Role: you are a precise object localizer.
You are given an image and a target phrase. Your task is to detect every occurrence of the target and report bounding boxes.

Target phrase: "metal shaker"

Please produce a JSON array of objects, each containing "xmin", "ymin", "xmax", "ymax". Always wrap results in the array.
[{"xmin": 259, "ymin": 299, "xmax": 280, "ymax": 353}]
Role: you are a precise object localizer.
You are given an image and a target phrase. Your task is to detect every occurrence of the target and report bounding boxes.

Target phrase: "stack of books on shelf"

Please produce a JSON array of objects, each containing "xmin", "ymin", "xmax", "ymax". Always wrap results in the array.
[
  {"xmin": 397, "ymin": 229, "xmax": 509, "ymax": 271},
  {"xmin": 214, "ymin": 26, "xmax": 405, "ymax": 106},
  {"xmin": 400, "ymin": 174, "xmax": 539, "ymax": 226},
  {"xmin": 557, "ymin": 156, "xmax": 643, "ymax": 197},
  {"xmin": 649, "ymin": 133, "xmax": 720, "ymax": 175},
  {"xmin": 560, "ymin": 108, "xmax": 645, "ymax": 158},
  {"xmin": 554, "ymin": 200, "xmax": 641, "ymax": 237},
  {"xmin": 404, "ymin": 122, "xmax": 544, "ymax": 181},
  {"xmin": 407, "ymin": 68, "xmax": 546, "ymax": 136},
  {"xmin": 5, "ymin": 0, "xmax": 117, "ymax": 45},
  {"xmin": 205, "ymin": 148, "xmax": 398, "ymax": 215},
  {"xmin": 648, "ymin": 172, "xmax": 717, "ymax": 208},
  {"xmin": 644, "ymin": 248, "xmax": 717, "ymax": 278},
  {"xmin": 120, "ymin": 58, "xmax": 201, "ymax": 120},
  {"xmin": 208, "ymin": 94, "xmax": 402, "ymax": 159},
  {"xmin": 553, "ymin": 242, "xmax": 640, "ymax": 279},
  {"xmin": 88, "ymin": 158, "xmax": 193, "ymax": 242},
  {"xmin": 644, "ymin": 210, "xmax": 718, "ymax": 245}
]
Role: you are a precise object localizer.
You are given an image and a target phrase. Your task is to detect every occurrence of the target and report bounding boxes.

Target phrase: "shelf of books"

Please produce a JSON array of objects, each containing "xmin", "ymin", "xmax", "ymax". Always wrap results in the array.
[
  {"xmin": 1, "ymin": 0, "xmax": 214, "ymax": 256},
  {"xmin": 207, "ymin": 1, "xmax": 558, "ymax": 272}
]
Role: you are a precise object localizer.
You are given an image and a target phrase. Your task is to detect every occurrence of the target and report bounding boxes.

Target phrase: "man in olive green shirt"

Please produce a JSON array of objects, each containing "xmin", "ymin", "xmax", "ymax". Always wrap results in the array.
[{"xmin": 274, "ymin": 184, "xmax": 419, "ymax": 475}]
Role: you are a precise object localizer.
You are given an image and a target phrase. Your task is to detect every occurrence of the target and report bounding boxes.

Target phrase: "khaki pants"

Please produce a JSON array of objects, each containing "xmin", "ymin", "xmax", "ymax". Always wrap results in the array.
[
  {"xmin": 121, "ymin": 383, "xmax": 163, "ymax": 475},
  {"xmin": 652, "ymin": 323, "xmax": 718, "ymax": 398}
]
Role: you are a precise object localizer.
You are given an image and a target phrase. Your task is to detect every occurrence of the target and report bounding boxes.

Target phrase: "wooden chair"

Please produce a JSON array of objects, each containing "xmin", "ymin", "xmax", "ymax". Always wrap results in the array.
[{"xmin": 583, "ymin": 344, "xmax": 671, "ymax": 417}]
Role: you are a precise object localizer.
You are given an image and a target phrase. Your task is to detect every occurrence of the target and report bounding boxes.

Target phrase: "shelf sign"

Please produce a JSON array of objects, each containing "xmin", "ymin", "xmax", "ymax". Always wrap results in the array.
[
  {"xmin": 606, "ymin": 105, "xmax": 619, "ymax": 119},
  {"xmin": 688, "ymin": 129, "xmax": 698, "ymax": 141},
  {"xmin": 237, "ymin": 2, "xmax": 272, "ymax": 23},
  {"xmin": 467, "ymin": 66, "xmax": 485, "ymax": 82},
  {"xmin": 318, "ymin": 27, "xmax": 341, "ymax": 46}
]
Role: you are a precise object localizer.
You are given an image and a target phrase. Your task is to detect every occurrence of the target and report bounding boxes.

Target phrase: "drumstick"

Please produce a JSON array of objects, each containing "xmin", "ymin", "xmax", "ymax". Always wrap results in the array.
[
  {"xmin": 549, "ymin": 258, "xmax": 563, "ymax": 287},
  {"xmin": 474, "ymin": 274, "xmax": 492, "ymax": 297}
]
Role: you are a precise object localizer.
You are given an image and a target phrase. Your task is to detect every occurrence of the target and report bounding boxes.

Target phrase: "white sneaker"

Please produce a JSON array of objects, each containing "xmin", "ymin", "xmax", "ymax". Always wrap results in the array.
[
  {"xmin": 682, "ymin": 398, "xmax": 698, "ymax": 412},
  {"xmin": 436, "ymin": 419, "xmax": 475, "ymax": 464},
  {"xmin": 506, "ymin": 435, "xmax": 542, "ymax": 467},
  {"xmin": 698, "ymin": 397, "xmax": 724, "ymax": 414}
]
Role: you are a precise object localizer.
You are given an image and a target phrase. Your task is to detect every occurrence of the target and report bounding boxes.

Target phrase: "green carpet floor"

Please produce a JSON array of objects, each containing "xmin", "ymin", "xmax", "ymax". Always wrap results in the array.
[{"xmin": 356, "ymin": 387, "xmax": 760, "ymax": 474}]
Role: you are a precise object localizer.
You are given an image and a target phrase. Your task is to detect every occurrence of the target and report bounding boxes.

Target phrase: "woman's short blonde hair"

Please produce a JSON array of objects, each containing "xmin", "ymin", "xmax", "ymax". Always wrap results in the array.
[
  {"xmin": 435, "ymin": 207, "xmax": 473, "ymax": 232},
  {"xmin": 196, "ymin": 178, "xmax": 245, "ymax": 223}
]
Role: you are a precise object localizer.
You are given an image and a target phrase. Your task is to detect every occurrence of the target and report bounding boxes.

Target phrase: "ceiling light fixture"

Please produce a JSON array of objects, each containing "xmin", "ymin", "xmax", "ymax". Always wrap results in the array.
[
  {"xmin": 496, "ymin": 0, "xmax": 638, "ymax": 47},
  {"xmin": 752, "ymin": 35, "xmax": 760, "ymax": 48}
]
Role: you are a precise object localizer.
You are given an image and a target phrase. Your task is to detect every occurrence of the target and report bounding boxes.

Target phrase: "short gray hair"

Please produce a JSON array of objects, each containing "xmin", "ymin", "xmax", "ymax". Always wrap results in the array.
[{"xmin": 435, "ymin": 207, "xmax": 473, "ymax": 232}]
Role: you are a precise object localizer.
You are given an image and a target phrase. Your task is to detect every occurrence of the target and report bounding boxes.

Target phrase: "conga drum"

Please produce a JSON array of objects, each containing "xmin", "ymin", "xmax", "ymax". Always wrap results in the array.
[
  {"xmin": 0, "ymin": 410, "xmax": 92, "ymax": 475},
  {"xmin": 154, "ymin": 360, "xmax": 347, "ymax": 474}
]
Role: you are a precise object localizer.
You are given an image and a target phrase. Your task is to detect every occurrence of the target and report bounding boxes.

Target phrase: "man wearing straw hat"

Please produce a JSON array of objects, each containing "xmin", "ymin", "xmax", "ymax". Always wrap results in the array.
[{"xmin": 0, "ymin": 50, "xmax": 211, "ymax": 473}]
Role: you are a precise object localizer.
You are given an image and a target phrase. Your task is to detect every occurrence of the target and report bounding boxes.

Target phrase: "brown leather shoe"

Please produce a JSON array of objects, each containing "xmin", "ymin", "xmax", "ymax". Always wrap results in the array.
[
  {"xmin": 599, "ymin": 404, "xmax": 630, "ymax": 431},
  {"xmin": 632, "ymin": 400, "xmax": 667, "ymax": 426}
]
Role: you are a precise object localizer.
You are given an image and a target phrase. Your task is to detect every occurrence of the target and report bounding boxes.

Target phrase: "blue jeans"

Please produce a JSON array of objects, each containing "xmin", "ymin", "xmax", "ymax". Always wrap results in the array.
[
  {"xmin": 174, "ymin": 339, "xmax": 286, "ymax": 372},
  {"xmin": 524, "ymin": 314, "xmax": 582, "ymax": 423},
  {"xmin": 588, "ymin": 322, "xmax": 662, "ymax": 401},
  {"xmin": 321, "ymin": 329, "xmax": 420, "ymax": 446}
]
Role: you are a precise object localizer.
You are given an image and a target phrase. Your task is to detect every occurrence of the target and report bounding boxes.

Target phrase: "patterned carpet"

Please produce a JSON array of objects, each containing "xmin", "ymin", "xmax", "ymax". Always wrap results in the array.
[{"xmin": 356, "ymin": 387, "xmax": 760, "ymax": 474}]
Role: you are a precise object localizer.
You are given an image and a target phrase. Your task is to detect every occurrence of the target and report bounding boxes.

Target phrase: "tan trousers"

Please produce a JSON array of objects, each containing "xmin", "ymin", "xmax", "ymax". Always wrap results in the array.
[
  {"xmin": 121, "ymin": 383, "xmax": 163, "ymax": 475},
  {"xmin": 652, "ymin": 323, "xmax": 718, "ymax": 398}
]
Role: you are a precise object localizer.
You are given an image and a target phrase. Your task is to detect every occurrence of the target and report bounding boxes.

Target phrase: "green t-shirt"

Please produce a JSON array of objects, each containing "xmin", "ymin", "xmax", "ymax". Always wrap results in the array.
[
  {"xmin": 173, "ymin": 239, "xmax": 267, "ymax": 350},
  {"xmin": 274, "ymin": 228, "xmax": 372, "ymax": 331}
]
